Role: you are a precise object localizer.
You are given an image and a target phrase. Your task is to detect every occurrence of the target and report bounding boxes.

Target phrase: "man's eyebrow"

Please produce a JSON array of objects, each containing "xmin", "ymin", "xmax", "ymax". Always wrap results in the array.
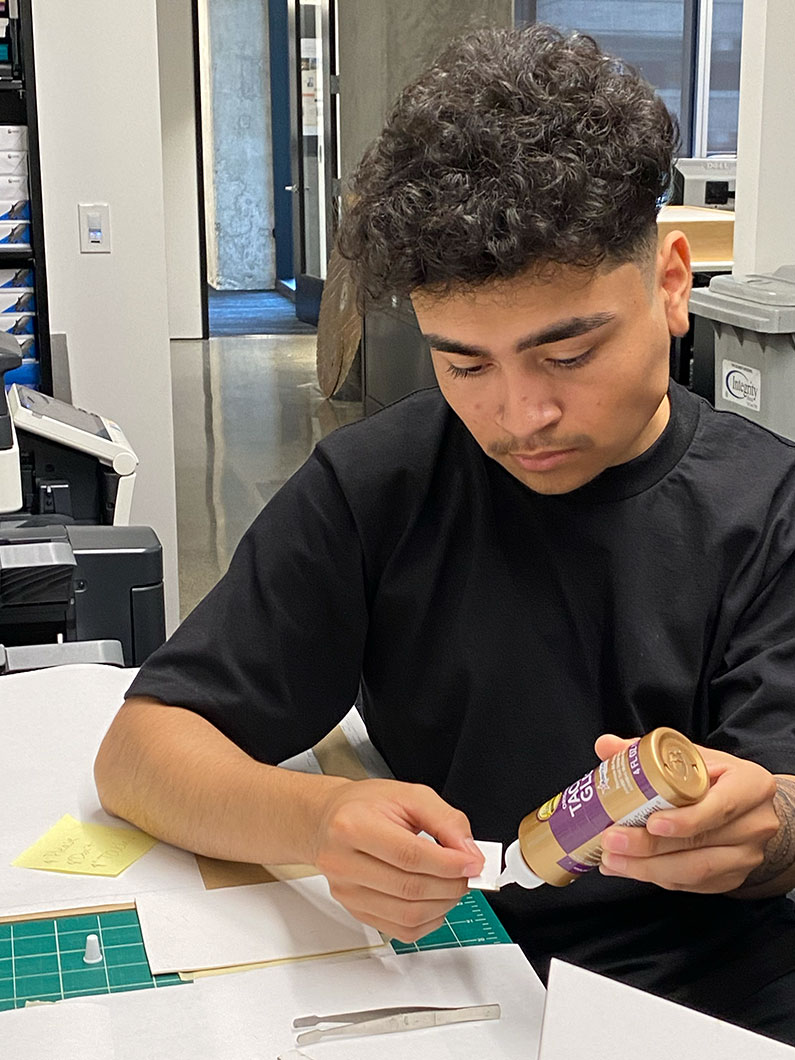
[{"xmin": 423, "ymin": 312, "xmax": 617, "ymax": 357}]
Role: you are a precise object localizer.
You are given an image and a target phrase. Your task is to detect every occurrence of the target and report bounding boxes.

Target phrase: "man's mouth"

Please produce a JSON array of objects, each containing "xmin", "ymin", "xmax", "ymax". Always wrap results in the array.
[{"xmin": 509, "ymin": 449, "xmax": 577, "ymax": 471}]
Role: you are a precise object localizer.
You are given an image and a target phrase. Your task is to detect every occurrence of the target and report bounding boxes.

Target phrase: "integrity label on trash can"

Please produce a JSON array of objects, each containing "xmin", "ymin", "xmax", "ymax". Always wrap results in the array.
[{"xmin": 722, "ymin": 360, "xmax": 761, "ymax": 412}]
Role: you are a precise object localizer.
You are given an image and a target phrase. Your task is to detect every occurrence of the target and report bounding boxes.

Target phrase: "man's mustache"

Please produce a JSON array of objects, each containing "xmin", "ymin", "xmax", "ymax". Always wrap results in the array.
[{"xmin": 488, "ymin": 435, "xmax": 592, "ymax": 456}]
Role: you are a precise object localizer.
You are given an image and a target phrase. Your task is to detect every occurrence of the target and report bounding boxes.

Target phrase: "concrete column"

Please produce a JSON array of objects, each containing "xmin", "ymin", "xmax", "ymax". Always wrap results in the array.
[
  {"xmin": 203, "ymin": 0, "xmax": 276, "ymax": 290},
  {"xmin": 732, "ymin": 0, "xmax": 795, "ymax": 278},
  {"xmin": 338, "ymin": 0, "xmax": 513, "ymax": 182}
]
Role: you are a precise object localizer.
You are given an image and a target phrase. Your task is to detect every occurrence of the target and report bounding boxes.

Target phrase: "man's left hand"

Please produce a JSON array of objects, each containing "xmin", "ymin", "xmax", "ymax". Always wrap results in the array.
[{"xmin": 596, "ymin": 734, "xmax": 780, "ymax": 894}]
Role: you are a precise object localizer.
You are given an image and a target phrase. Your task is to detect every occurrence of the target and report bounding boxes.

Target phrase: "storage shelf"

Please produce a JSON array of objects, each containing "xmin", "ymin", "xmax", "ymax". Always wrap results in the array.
[
  {"xmin": 0, "ymin": 247, "xmax": 33, "ymax": 260},
  {"xmin": 0, "ymin": 1, "xmax": 52, "ymax": 393}
]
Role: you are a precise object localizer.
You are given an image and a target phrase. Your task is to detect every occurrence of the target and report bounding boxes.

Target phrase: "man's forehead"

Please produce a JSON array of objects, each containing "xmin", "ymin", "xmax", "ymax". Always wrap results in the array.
[{"xmin": 410, "ymin": 258, "xmax": 651, "ymax": 317}]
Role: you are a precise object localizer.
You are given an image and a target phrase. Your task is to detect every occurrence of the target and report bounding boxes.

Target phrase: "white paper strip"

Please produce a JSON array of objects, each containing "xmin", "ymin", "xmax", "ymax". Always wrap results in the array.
[{"xmin": 468, "ymin": 841, "xmax": 503, "ymax": 891}]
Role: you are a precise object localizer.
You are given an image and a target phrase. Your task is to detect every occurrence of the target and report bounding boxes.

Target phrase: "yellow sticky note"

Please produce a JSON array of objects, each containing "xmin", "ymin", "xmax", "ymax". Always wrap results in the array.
[{"xmin": 13, "ymin": 814, "xmax": 158, "ymax": 877}]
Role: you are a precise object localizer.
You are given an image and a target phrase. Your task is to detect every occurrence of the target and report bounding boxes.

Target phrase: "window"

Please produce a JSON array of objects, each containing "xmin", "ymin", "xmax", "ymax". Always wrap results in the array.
[
  {"xmin": 515, "ymin": 0, "xmax": 744, "ymax": 157},
  {"xmin": 533, "ymin": 2, "xmax": 688, "ymax": 128},
  {"xmin": 703, "ymin": 0, "xmax": 743, "ymax": 154}
]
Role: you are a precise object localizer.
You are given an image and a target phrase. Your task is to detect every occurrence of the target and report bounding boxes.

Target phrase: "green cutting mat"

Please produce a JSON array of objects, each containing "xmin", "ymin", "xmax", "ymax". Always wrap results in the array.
[
  {"xmin": 0, "ymin": 909, "xmax": 182, "ymax": 1012},
  {"xmin": 391, "ymin": 888, "xmax": 511, "ymax": 953},
  {"xmin": 0, "ymin": 890, "xmax": 509, "ymax": 1010}
]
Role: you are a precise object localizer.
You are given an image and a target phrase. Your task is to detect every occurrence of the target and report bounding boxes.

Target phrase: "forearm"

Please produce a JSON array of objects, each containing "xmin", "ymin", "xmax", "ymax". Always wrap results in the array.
[
  {"xmin": 94, "ymin": 697, "xmax": 352, "ymax": 866},
  {"xmin": 733, "ymin": 776, "xmax": 795, "ymax": 899}
]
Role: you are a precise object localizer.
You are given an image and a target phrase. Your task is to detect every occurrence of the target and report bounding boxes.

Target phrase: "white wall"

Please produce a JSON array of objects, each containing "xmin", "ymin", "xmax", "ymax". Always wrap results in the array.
[
  {"xmin": 733, "ymin": 0, "xmax": 795, "ymax": 278},
  {"xmin": 32, "ymin": 0, "xmax": 180, "ymax": 632},
  {"xmin": 156, "ymin": 0, "xmax": 204, "ymax": 339}
]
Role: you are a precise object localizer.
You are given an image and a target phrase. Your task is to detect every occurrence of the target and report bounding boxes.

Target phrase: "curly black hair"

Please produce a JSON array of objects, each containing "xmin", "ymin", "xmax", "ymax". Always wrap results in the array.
[{"xmin": 337, "ymin": 24, "xmax": 679, "ymax": 301}]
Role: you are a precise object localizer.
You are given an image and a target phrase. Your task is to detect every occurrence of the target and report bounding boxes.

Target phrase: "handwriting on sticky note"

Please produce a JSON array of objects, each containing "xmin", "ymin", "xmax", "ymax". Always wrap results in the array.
[{"xmin": 13, "ymin": 814, "xmax": 158, "ymax": 877}]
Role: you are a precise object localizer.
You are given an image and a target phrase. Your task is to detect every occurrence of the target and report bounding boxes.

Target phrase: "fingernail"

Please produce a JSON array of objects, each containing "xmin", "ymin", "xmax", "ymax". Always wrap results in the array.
[
  {"xmin": 462, "ymin": 839, "xmax": 484, "ymax": 876},
  {"xmin": 648, "ymin": 818, "xmax": 674, "ymax": 836}
]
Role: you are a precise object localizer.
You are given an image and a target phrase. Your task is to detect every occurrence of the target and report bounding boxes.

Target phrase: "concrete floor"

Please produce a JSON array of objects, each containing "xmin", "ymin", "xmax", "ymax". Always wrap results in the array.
[{"xmin": 170, "ymin": 334, "xmax": 363, "ymax": 620}]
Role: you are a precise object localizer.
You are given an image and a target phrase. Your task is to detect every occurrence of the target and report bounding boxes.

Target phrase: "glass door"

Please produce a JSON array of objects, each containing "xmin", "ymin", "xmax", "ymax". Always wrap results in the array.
[{"xmin": 288, "ymin": 0, "xmax": 338, "ymax": 288}]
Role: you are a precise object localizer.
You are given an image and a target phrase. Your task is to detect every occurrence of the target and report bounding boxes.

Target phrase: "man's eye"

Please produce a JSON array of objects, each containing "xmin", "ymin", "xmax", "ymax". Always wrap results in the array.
[
  {"xmin": 446, "ymin": 363, "xmax": 485, "ymax": 379},
  {"xmin": 549, "ymin": 348, "xmax": 595, "ymax": 369}
]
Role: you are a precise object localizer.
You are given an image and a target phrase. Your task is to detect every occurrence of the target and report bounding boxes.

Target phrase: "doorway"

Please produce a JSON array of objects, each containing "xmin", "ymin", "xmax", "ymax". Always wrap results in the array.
[
  {"xmin": 279, "ymin": 0, "xmax": 339, "ymax": 325},
  {"xmin": 194, "ymin": 0, "xmax": 337, "ymax": 337}
]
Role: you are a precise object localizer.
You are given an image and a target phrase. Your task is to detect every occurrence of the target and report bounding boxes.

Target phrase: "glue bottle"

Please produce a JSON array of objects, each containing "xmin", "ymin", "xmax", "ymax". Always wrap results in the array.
[{"xmin": 497, "ymin": 727, "xmax": 709, "ymax": 888}]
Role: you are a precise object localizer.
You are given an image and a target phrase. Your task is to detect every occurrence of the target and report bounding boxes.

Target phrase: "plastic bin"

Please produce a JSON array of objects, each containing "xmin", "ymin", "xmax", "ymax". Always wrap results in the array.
[
  {"xmin": 5, "ymin": 357, "xmax": 39, "ymax": 389},
  {"xmin": 688, "ymin": 265, "xmax": 795, "ymax": 438}
]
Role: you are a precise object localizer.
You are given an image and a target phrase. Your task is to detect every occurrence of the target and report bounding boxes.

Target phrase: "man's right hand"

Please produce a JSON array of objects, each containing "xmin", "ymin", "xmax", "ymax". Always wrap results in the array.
[
  {"xmin": 312, "ymin": 778, "xmax": 484, "ymax": 942},
  {"xmin": 95, "ymin": 700, "xmax": 483, "ymax": 943}
]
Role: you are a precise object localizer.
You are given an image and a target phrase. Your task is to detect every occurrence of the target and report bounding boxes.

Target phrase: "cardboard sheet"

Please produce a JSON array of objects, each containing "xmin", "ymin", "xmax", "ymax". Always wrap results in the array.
[
  {"xmin": 136, "ymin": 877, "xmax": 387, "ymax": 974},
  {"xmin": 538, "ymin": 959, "xmax": 795, "ymax": 1059},
  {"xmin": 313, "ymin": 725, "xmax": 371, "ymax": 780}
]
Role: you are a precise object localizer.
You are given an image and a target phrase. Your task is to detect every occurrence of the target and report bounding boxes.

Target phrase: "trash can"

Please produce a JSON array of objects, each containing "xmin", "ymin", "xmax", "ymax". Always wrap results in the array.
[{"xmin": 688, "ymin": 265, "xmax": 795, "ymax": 439}]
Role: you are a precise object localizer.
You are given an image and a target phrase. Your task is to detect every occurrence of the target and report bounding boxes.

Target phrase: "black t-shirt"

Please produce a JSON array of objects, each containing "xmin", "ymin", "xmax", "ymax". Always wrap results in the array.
[{"xmin": 128, "ymin": 380, "xmax": 795, "ymax": 1021}]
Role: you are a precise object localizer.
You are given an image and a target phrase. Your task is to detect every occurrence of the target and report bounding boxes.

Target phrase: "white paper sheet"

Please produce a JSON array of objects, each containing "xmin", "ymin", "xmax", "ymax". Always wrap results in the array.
[
  {"xmin": 136, "ymin": 877, "xmax": 387, "ymax": 973},
  {"xmin": 195, "ymin": 943, "xmax": 546, "ymax": 1059},
  {"xmin": 539, "ymin": 960, "xmax": 795, "ymax": 1059},
  {"xmin": 278, "ymin": 748, "xmax": 323, "ymax": 774},
  {"xmin": 0, "ymin": 664, "xmax": 205, "ymax": 918},
  {"xmin": 339, "ymin": 706, "xmax": 394, "ymax": 778},
  {"xmin": 65, "ymin": 981, "xmax": 216, "ymax": 1060},
  {"xmin": 0, "ymin": 1000, "xmax": 115, "ymax": 1059},
  {"xmin": 26, "ymin": 944, "xmax": 542, "ymax": 1060}
]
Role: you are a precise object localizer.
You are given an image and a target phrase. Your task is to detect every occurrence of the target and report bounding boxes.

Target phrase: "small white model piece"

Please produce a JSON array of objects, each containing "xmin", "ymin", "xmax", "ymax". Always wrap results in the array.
[{"xmin": 82, "ymin": 933, "xmax": 103, "ymax": 964}]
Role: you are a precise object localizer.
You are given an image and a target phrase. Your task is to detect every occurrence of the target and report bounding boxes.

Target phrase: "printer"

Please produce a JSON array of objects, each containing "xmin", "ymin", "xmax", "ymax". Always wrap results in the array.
[
  {"xmin": 0, "ymin": 339, "xmax": 165, "ymax": 670},
  {"xmin": 670, "ymin": 157, "xmax": 736, "ymax": 211}
]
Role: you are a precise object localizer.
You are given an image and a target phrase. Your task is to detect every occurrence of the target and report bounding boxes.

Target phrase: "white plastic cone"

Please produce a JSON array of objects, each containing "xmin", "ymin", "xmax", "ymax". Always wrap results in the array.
[{"xmin": 83, "ymin": 933, "xmax": 103, "ymax": 964}]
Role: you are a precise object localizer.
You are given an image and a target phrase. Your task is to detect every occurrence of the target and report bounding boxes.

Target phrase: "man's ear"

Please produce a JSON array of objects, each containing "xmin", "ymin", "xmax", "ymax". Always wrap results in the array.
[{"xmin": 657, "ymin": 231, "xmax": 692, "ymax": 338}]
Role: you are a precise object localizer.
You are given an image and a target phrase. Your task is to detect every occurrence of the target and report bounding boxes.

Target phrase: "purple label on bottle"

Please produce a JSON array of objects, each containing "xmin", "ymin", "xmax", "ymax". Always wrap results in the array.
[
  {"xmin": 628, "ymin": 741, "xmax": 656, "ymax": 799},
  {"xmin": 547, "ymin": 769, "xmax": 612, "ymax": 852},
  {"xmin": 557, "ymin": 854, "xmax": 594, "ymax": 875}
]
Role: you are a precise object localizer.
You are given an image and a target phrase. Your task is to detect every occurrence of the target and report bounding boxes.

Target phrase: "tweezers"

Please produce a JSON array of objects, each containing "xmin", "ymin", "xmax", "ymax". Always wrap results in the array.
[{"xmin": 292, "ymin": 1002, "xmax": 500, "ymax": 1044}]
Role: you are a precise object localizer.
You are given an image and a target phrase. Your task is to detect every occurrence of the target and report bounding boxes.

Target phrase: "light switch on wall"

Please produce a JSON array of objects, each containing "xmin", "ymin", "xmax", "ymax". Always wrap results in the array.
[{"xmin": 78, "ymin": 203, "xmax": 111, "ymax": 253}]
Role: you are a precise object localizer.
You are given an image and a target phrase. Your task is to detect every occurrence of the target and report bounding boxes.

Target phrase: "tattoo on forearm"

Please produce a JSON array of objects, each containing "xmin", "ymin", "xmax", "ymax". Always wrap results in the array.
[{"xmin": 742, "ymin": 777, "xmax": 795, "ymax": 889}]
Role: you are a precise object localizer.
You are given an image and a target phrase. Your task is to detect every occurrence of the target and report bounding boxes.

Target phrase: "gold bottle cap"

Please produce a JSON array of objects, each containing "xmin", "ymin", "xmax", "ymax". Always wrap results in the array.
[{"xmin": 646, "ymin": 727, "xmax": 709, "ymax": 804}]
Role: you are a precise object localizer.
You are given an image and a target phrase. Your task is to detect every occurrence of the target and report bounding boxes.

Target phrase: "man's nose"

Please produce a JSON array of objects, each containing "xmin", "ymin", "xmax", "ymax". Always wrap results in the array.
[{"xmin": 495, "ymin": 374, "xmax": 562, "ymax": 437}]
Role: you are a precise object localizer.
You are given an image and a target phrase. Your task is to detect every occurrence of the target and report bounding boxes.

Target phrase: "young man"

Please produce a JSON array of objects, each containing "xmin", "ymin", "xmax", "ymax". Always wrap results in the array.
[{"xmin": 96, "ymin": 26, "xmax": 795, "ymax": 1043}]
